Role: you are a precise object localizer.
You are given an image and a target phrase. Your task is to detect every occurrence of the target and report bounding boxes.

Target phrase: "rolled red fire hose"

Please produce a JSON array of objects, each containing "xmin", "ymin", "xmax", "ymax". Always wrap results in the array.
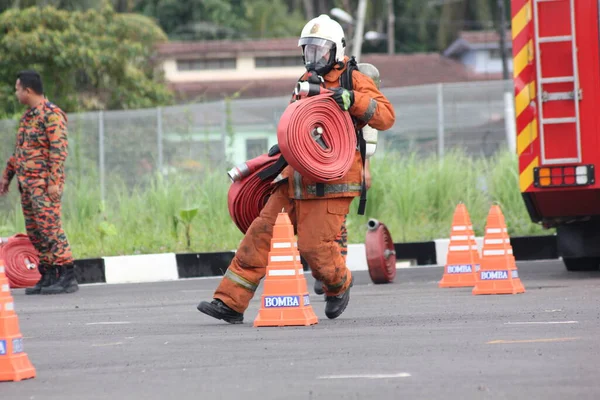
[
  {"xmin": 277, "ymin": 92, "xmax": 356, "ymax": 183},
  {"xmin": 365, "ymin": 219, "xmax": 397, "ymax": 284},
  {"xmin": 0, "ymin": 234, "xmax": 40, "ymax": 288},
  {"xmin": 227, "ymin": 154, "xmax": 281, "ymax": 234}
]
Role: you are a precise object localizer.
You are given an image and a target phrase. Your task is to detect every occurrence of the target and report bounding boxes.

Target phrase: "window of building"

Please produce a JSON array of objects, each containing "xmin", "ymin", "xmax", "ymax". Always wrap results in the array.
[
  {"xmin": 177, "ymin": 58, "xmax": 237, "ymax": 71},
  {"xmin": 246, "ymin": 138, "xmax": 269, "ymax": 159},
  {"xmin": 255, "ymin": 56, "xmax": 303, "ymax": 68}
]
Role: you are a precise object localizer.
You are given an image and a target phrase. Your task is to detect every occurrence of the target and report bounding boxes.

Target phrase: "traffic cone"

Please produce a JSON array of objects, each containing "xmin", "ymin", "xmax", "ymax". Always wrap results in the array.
[
  {"xmin": 438, "ymin": 203, "xmax": 480, "ymax": 288},
  {"xmin": 254, "ymin": 212, "xmax": 318, "ymax": 327},
  {"xmin": 0, "ymin": 258, "xmax": 36, "ymax": 382},
  {"xmin": 472, "ymin": 204, "xmax": 525, "ymax": 295}
]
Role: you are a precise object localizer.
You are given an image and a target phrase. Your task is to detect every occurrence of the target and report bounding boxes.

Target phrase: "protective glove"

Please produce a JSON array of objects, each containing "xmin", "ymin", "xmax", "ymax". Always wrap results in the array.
[
  {"xmin": 329, "ymin": 87, "xmax": 355, "ymax": 111},
  {"xmin": 268, "ymin": 144, "xmax": 281, "ymax": 157}
]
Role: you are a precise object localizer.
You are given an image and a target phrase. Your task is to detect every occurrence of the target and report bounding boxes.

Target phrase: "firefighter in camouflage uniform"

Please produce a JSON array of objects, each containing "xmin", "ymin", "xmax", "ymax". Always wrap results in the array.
[{"xmin": 0, "ymin": 70, "xmax": 78, "ymax": 295}]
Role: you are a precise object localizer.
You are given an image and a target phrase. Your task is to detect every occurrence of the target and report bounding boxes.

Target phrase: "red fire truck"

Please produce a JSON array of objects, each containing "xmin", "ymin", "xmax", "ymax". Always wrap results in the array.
[{"xmin": 512, "ymin": 0, "xmax": 600, "ymax": 271}]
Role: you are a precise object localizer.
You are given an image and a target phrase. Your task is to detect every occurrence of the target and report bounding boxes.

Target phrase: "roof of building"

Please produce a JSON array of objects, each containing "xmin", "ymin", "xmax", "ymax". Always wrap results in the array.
[
  {"xmin": 443, "ymin": 29, "xmax": 512, "ymax": 57},
  {"xmin": 167, "ymin": 52, "xmax": 501, "ymax": 102},
  {"xmin": 155, "ymin": 37, "xmax": 301, "ymax": 59}
]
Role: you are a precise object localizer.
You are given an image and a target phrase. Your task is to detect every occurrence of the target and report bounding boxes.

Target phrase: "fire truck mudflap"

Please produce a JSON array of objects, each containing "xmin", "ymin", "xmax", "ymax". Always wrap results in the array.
[{"xmin": 512, "ymin": 0, "xmax": 600, "ymax": 271}]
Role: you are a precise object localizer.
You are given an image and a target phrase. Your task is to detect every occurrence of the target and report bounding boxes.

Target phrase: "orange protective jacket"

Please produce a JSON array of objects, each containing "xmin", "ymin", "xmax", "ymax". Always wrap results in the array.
[
  {"xmin": 281, "ymin": 56, "xmax": 395, "ymax": 200},
  {"xmin": 3, "ymin": 101, "xmax": 69, "ymax": 189}
]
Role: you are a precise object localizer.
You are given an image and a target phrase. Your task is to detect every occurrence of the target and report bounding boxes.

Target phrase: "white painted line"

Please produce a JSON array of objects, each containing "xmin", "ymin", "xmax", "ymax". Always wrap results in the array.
[
  {"xmin": 488, "ymin": 337, "xmax": 579, "ymax": 344},
  {"xmin": 395, "ymin": 261, "xmax": 413, "ymax": 269},
  {"xmin": 86, "ymin": 322, "xmax": 132, "ymax": 326},
  {"xmin": 504, "ymin": 321, "xmax": 578, "ymax": 325},
  {"xmin": 103, "ymin": 253, "xmax": 178, "ymax": 284},
  {"xmin": 346, "ymin": 244, "xmax": 368, "ymax": 271},
  {"xmin": 317, "ymin": 373, "xmax": 411, "ymax": 380},
  {"xmin": 92, "ymin": 342, "xmax": 123, "ymax": 347}
]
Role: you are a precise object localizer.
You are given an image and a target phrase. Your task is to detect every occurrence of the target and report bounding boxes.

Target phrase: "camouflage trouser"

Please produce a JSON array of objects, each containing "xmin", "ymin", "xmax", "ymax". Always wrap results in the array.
[
  {"xmin": 20, "ymin": 183, "xmax": 73, "ymax": 266},
  {"xmin": 336, "ymin": 216, "xmax": 348, "ymax": 263}
]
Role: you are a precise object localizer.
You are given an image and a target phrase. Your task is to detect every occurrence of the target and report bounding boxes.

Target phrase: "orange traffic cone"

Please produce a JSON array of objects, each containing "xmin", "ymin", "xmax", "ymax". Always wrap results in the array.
[
  {"xmin": 439, "ymin": 203, "xmax": 480, "ymax": 288},
  {"xmin": 254, "ymin": 212, "xmax": 318, "ymax": 327},
  {"xmin": 0, "ymin": 258, "xmax": 36, "ymax": 382},
  {"xmin": 472, "ymin": 204, "xmax": 525, "ymax": 295}
]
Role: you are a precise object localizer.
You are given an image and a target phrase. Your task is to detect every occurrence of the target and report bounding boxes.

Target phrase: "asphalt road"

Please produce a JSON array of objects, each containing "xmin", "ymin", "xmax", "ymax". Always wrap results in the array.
[{"xmin": 3, "ymin": 260, "xmax": 600, "ymax": 400}]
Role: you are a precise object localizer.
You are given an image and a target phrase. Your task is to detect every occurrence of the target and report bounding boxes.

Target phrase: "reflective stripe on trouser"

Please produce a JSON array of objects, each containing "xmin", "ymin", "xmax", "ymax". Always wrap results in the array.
[
  {"xmin": 20, "ymin": 183, "xmax": 73, "ymax": 265},
  {"xmin": 214, "ymin": 183, "xmax": 353, "ymax": 313}
]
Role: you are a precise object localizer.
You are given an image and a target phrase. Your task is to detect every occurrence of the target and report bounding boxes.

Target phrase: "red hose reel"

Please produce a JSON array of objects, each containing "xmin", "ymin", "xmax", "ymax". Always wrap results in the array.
[
  {"xmin": 227, "ymin": 153, "xmax": 281, "ymax": 234},
  {"xmin": 365, "ymin": 218, "xmax": 396, "ymax": 284},
  {"xmin": 277, "ymin": 92, "xmax": 356, "ymax": 183},
  {"xmin": 0, "ymin": 234, "xmax": 40, "ymax": 288}
]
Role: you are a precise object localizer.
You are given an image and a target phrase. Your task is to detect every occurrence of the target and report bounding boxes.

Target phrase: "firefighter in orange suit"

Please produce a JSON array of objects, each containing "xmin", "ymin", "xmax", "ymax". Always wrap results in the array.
[{"xmin": 197, "ymin": 14, "xmax": 395, "ymax": 323}]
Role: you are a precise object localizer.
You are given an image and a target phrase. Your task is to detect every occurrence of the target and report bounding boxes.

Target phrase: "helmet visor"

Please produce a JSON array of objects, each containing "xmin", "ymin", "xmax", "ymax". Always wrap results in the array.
[{"xmin": 300, "ymin": 38, "xmax": 334, "ymax": 66}]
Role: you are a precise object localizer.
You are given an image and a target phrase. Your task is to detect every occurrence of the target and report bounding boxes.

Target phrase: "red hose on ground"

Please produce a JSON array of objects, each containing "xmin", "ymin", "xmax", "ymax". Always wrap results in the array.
[
  {"xmin": 365, "ymin": 219, "xmax": 396, "ymax": 284},
  {"xmin": 227, "ymin": 154, "xmax": 281, "ymax": 234},
  {"xmin": 0, "ymin": 234, "xmax": 40, "ymax": 288},
  {"xmin": 277, "ymin": 92, "xmax": 356, "ymax": 183}
]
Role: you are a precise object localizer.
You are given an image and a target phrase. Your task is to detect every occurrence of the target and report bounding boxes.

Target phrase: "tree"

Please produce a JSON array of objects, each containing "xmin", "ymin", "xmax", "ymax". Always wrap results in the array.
[
  {"xmin": 132, "ymin": 0, "xmax": 305, "ymax": 40},
  {"xmin": 437, "ymin": 0, "xmax": 494, "ymax": 50},
  {"xmin": 243, "ymin": 0, "xmax": 305, "ymax": 39},
  {"xmin": 0, "ymin": 0, "xmax": 101, "ymax": 13},
  {"xmin": 133, "ymin": 0, "xmax": 247, "ymax": 40},
  {"xmin": 0, "ymin": 2, "xmax": 173, "ymax": 118}
]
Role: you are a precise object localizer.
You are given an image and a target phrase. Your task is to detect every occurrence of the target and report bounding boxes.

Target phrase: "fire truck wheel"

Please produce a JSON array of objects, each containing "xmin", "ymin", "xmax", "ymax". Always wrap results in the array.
[{"xmin": 563, "ymin": 257, "xmax": 600, "ymax": 272}]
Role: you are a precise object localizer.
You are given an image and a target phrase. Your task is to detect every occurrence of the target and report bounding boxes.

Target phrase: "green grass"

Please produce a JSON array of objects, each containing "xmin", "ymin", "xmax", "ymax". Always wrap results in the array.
[{"xmin": 0, "ymin": 149, "xmax": 551, "ymax": 259}]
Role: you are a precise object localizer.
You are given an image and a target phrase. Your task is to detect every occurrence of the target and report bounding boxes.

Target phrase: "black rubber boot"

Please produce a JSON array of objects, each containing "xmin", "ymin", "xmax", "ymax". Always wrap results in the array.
[
  {"xmin": 197, "ymin": 299, "xmax": 244, "ymax": 324},
  {"xmin": 313, "ymin": 279, "xmax": 325, "ymax": 295},
  {"xmin": 324, "ymin": 277, "xmax": 354, "ymax": 320},
  {"xmin": 25, "ymin": 264, "xmax": 56, "ymax": 295},
  {"xmin": 41, "ymin": 264, "xmax": 79, "ymax": 295}
]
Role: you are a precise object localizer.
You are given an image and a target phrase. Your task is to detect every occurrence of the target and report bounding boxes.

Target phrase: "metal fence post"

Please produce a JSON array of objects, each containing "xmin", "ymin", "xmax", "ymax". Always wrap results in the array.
[
  {"xmin": 157, "ymin": 106, "xmax": 164, "ymax": 175},
  {"xmin": 98, "ymin": 110, "xmax": 105, "ymax": 204},
  {"xmin": 437, "ymin": 83, "xmax": 445, "ymax": 159}
]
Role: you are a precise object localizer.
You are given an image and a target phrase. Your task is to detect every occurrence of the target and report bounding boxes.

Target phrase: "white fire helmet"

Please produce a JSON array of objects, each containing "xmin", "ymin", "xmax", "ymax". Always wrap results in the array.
[{"xmin": 298, "ymin": 14, "xmax": 346, "ymax": 76}]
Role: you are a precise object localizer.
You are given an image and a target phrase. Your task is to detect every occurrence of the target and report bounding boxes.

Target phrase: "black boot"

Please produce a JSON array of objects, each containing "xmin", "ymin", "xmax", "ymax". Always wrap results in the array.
[
  {"xmin": 324, "ymin": 277, "xmax": 354, "ymax": 320},
  {"xmin": 25, "ymin": 264, "xmax": 56, "ymax": 295},
  {"xmin": 313, "ymin": 279, "xmax": 325, "ymax": 295},
  {"xmin": 197, "ymin": 299, "xmax": 244, "ymax": 324},
  {"xmin": 41, "ymin": 264, "xmax": 79, "ymax": 295}
]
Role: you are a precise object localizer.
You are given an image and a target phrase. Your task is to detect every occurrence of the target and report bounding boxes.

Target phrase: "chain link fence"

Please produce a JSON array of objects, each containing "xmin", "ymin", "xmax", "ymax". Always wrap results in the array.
[{"xmin": 0, "ymin": 79, "xmax": 514, "ymax": 202}]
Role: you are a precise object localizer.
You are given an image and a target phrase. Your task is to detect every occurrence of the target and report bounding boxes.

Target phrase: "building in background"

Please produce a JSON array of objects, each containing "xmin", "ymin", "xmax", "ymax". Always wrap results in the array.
[
  {"xmin": 154, "ymin": 36, "xmax": 502, "ymax": 102},
  {"xmin": 443, "ymin": 30, "xmax": 513, "ymax": 78}
]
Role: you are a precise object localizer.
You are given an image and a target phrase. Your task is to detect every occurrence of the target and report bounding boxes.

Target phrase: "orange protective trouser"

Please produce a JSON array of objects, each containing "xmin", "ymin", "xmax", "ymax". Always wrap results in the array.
[{"xmin": 214, "ymin": 183, "xmax": 353, "ymax": 314}]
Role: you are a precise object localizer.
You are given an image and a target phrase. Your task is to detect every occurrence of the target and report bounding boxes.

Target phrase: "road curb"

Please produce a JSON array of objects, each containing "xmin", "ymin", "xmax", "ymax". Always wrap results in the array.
[{"xmin": 73, "ymin": 235, "xmax": 558, "ymax": 285}]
